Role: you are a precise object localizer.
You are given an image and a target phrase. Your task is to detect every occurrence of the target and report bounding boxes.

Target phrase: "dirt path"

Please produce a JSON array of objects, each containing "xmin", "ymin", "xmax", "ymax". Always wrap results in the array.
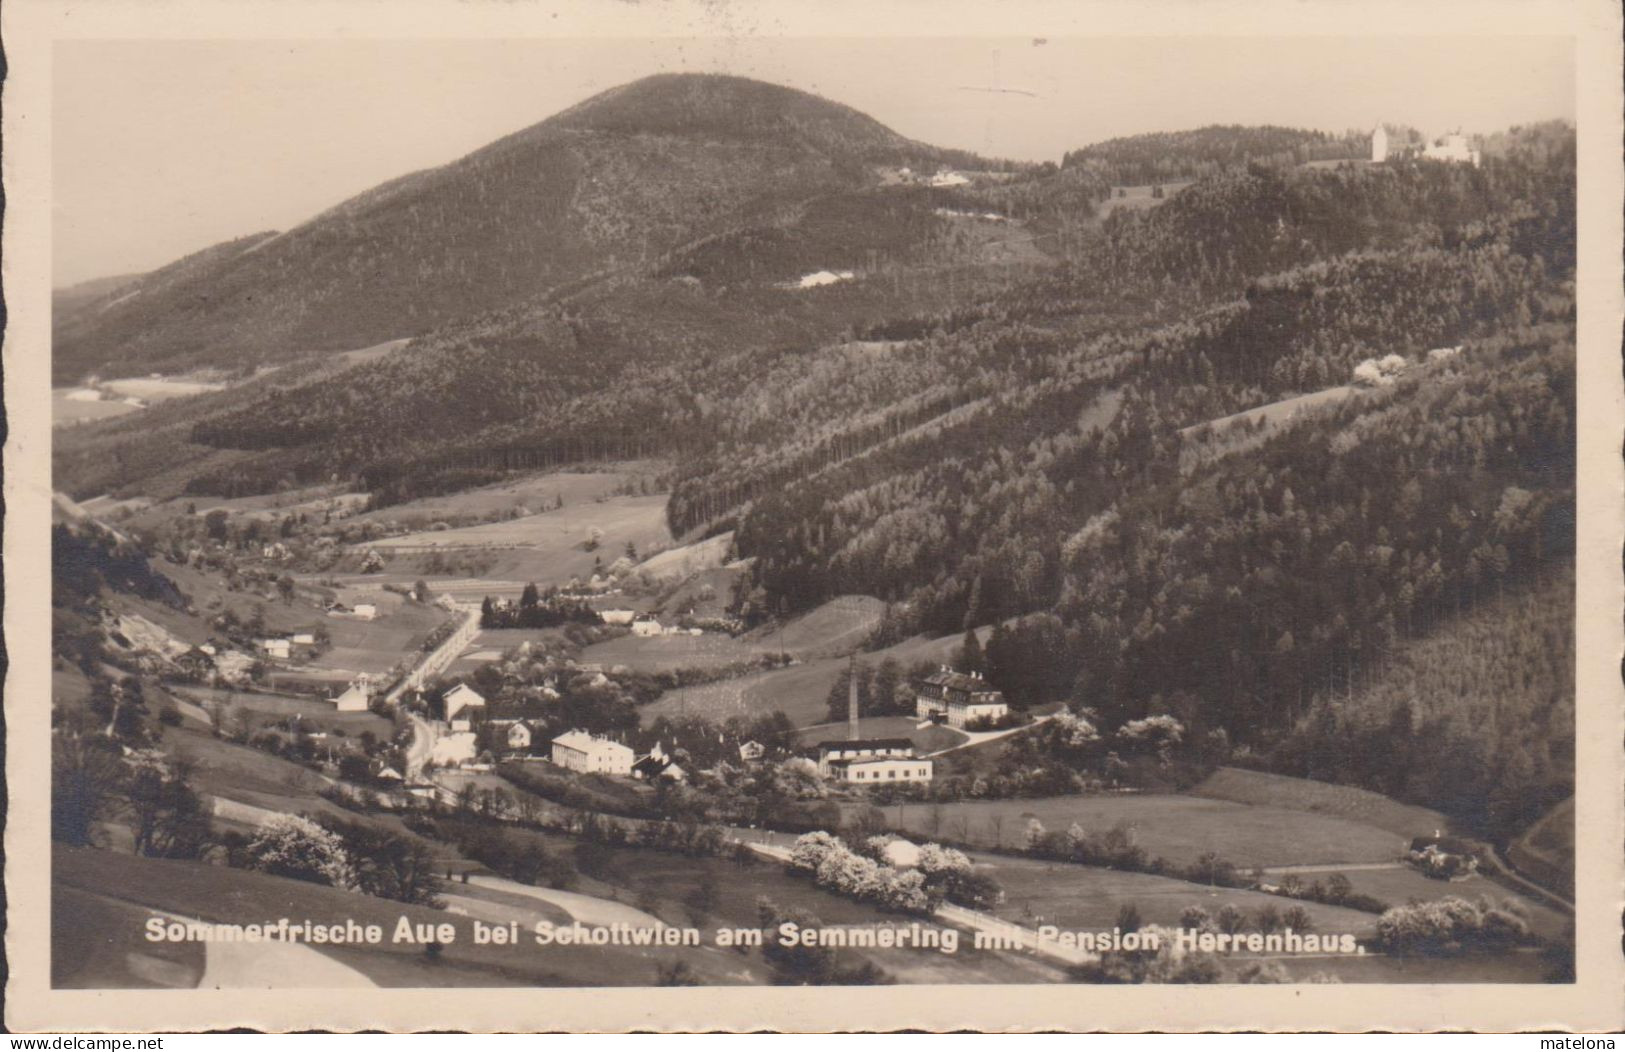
[{"xmin": 463, "ymin": 874, "xmax": 667, "ymax": 928}]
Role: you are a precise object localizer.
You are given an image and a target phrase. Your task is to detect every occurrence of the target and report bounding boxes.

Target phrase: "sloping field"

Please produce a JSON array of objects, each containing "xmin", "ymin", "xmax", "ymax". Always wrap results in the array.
[
  {"xmin": 586, "ymin": 594, "xmax": 887, "ymax": 676},
  {"xmin": 53, "ymin": 845, "xmax": 760, "ymax": 988},
  {"xmin": 1508, "ymin": 795, "xmax": 1574, "ymax": 900},
  {"xmin": 890, "ymin": 794, "xmax": 1409, "ymax": 870},
  {"xmin": 365, "ymin": 495, "xmax": 672, "ymax": 586},
  {"xmin": 350, "ymin": 463, "xmax": 666, "ymax": 526},
  {"xmin": 634, "ymin": 532, "xmax": 733, "ymax": 582},
  {"xmin": 659, "ymin": 565, "xmax": 746, "ymax": 621},
  {"xmin": 746, "ymin": 595, "xmax": 886, "ymax": 658},
  {"xmin": 1316, "ymin": 866, "xmax": 1568, "ymax": 942},
  {"xmin": 1191, "ymin": 767, "xmax": 1449, "ymax": 840},
  {"xmin": 642, "ymin": 627, "xmax": 968, "ymax": 727},
  {"xmin": 54, "ymin": 390, "xmax": 142, "ymax": 427},
  {"xmin": 981, "ymin": 853, "xmax": 1378, "ymax": 938}
]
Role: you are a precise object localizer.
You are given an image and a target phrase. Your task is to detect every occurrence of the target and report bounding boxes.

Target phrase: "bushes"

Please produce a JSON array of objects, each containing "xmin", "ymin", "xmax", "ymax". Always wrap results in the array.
[
  {"xmin": 317, "ymin": 816, "xmax": 445, "ymax": 907},
  {"xmin": 788, "ymin": 832, "xmax": 939, "ymax": 915},
  {"xmin": 1375, "ymin": 896, "xmax": 1532, "ymax": 956},
  {"xmin": 240, "ymin": 814, "xmax": 358, "ymax": 890}
]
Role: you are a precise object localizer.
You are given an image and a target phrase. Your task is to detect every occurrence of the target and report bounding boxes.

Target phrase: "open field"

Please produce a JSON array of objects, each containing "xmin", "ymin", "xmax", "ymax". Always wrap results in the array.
[
  {"xmin": 1316, "ymin": 866, "xmax": 1569, "ymax": 943},
  {"xmin": 795, "ymin": 717, "xmax": 967, "ymax": 754},
  {"xmin": 743, "ymin": 595, "xmax": 886, "ymax": 658},
  {"xmin": 658, "ymin": 565, "xmax": 745, "ymax": 620},
  {"xmin": 1508, "ymin": 796, "xmax": 1574, "ymax": 900},
  {"xmin": 364, "ymin": 494, "xmax": 673, "ymax": 586},
  {"xmin": 888, "ymin": 794, "xmax": 1410, "ymax": 870},
  {"xmin": 168, "ymin": 685, "xmax": 393, "ymax": 737},
  {"xmin": 53, "ymin": 390, "xmax": 142, "ymax": 427},
  {"xmin": 350, "ymin": 463, "xmax": 667, "ymax": 527},
  {"xmin": 979, "ymin": 853, "xmax": 1379, "ymax": 938},
  {"xmin": 53, "ymin": 845, "xmax": 761, "ymax": 988},
  {"xmin": 1191, "ymin": 767, "xmax": 1449, "ymax": 840},
  {"xmin": 584, "ymin": 594, "xmax": 887, "ymax": 675},
  {"xmin": 1179, "ymin": 384, "xmax": 1366, "ymax": 472},
  {"xmin": 490, "ymin": 829, "xmax": 1063, "ymax": 985},
  {"xmin": 102, "ymin": 376, "xmax": 229, "ymax": 401},
  {"xmin": 642, "ymin": 626, "xmax": 973, "ymax": 727},
  {"xmin": 634, "ymin": 532, "xmax": 733, "ymax": 582}
]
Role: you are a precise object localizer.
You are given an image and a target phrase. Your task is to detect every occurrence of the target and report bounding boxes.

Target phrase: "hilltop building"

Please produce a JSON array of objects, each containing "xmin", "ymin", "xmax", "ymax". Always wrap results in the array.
[
  {"xmin": 1422, "ymin": 132, "xmax": 1481, "ymax": 166},
  {"xmin": 914, "ymin": 666, "xmax": 1009, "ymax": 728},
  {"xmin": 551, "ymin": 730, "xmax": 634, "ymax": 776},
  {"xmin": 1371, "ymin": 125, "xmax": 1388, "ymax": 163}
]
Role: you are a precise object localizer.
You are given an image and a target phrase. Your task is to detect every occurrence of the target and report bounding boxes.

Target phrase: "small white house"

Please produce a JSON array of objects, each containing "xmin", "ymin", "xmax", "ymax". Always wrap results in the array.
[
  {"xmin": 600, "ymin": 609, "xmax": 637, "ymax": 626},
  {"xmin": 260, "ymin": 638, "xmax": 291, "ymax": 660},
  {"xmin": 291, "ymin": 632, "xmax": 316, "ymax": 645},
  {"xmin": 551, "ymin": 730, "xmax": 634, "ymax": 776},
  {"xmin": 630, "ymin": 618, "xmax": 663, "ymax": 637},
  {"xmin": 443, "ymin": 683, "xmax": 486, "ymax": 731},
  {"xmin": 506, "ymin": 722, "xmax": 534, "ymax": 752},
  {"xmin": 352, "ymin": 603, "xmax": 378, "ymax": 621},
  {"xmin": 738, "ymin": 740, "xmax": 766, "ymax": 763},
  {"xmin": 333, "ymin": 678, "xmax": 372, "ymax": 712}
]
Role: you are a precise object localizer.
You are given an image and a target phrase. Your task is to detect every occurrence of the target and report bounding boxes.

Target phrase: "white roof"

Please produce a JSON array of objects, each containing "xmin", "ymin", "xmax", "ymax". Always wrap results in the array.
[
  {"xmin": 552, "ymin": 730, "xmax": 632, "ymax": 755},
  {"xmin": 445, "ymin": 682, "xmax": 485, "ymax": 705}
]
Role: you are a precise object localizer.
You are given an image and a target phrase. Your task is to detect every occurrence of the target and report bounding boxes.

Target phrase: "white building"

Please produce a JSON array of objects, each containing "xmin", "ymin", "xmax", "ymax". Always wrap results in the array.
[
  {"xmin": 1422, "ymin": 132, "xmax": 1480, "ymax": 166},
  {"xmin": 630, "ymin": 618, "xmax": 663, "ymax": 637},
  {"xmin": 599, "ymin": 609, "xmax": 637, "ymax": 626},
  {"xmin": 291, "ymin": 632, "xmax": 316, "ymax": 645},
  {"xmin": 333, "ymin": 677, "xmax": 372, "ymax": 712},
  {"xmin": 260, "ymin": 638, "xmax": 291, "ymax": 660},
  {"xmin": 352, "ymin": 603, "xmax": 378, "ymax": 621},
  {"xmin": 1371, "ymin": 125, "xmax": 1389, "ymax": 163},
  {"xmin": 551, "ymin": 730, "xmax": 634, "ymax": 776},
  {"xmin": 506, "ymin": 722, "xmax": 534, "ymax": 752},
  {"xmin": 443, "ymin": 683, "xmax": 486, "ymax": 731},
  {"xmin": 840, "ymin": 756, "xmax": 934, "ymax": 785},
  {"xmin": 913, "ymin": 667, "xmax": 1009, "ymax": 728}
]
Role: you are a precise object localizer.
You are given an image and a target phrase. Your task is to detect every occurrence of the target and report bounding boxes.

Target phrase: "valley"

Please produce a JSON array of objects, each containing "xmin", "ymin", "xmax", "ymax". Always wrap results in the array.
[{"xmin": 48, "ymin": 73, "xmax": 1576, "ymax": 989}]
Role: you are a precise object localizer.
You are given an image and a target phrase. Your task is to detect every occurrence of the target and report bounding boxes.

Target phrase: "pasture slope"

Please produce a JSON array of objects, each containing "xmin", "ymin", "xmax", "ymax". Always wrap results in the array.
[
  {"xmin": 1508, "ymin": 795, "xmax": 1574, "ymax": 900},
  {"xmin": 889, "ymin": 794, "xmax": 1409, "ymax": 870},
  {"xmin": 641, "ymin": 621, "xmax": 978, "ymax": 726},
  {"xmin": 52, "ymin": 845, "xmax": 760, "ymax": 988},
  {"xmin": 1190, "ymin": 767, "xmax": 1448, "ymax": 840}
]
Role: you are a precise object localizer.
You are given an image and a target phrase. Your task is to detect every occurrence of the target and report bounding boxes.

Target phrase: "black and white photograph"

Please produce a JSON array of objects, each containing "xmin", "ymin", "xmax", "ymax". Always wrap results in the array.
[{"xmin": 8, "ymin": 0, "xmax": 1623, "ymax": 1033}]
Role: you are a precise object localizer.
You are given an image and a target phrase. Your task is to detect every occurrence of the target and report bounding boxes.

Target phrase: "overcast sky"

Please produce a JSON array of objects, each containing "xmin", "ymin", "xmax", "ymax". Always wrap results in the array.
[{"xmin": 53, "ymin": 36, "xmax": 1573, "ymax": 287}]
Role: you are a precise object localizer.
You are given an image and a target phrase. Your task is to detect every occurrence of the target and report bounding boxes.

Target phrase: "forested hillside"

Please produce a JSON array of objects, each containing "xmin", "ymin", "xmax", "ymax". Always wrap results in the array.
[{"xmin": 1061, "ymin": 125, "xmax": 1368, "ymax": 185}]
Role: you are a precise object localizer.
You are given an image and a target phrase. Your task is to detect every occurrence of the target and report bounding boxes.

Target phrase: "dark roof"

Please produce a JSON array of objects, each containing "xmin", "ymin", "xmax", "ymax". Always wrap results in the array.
[
  {"xmin": 920, "ymin": 670, "xmax": 1002, "ymax": 695},
  {"xmin": 816, "ymin": 738, "xmax": 914, "ymax": 752}
]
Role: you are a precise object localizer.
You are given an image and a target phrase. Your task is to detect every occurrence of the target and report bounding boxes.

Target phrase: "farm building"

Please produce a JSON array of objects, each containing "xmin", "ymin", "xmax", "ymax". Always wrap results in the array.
[
  {"xmin": 630, "ymin": 618, "xmax": 663, "ymax": 637},
  {"xmin": 443, "ymin": 682, "xmax": 486, "ymax": 731},
  {"xmin": 914, "ymin": 667, "xmax": 1009, "ymax": 728},
  {"xmin": 260, "ymin": 638, "xmax": 291, "ymax": 660},
  {"xmin": 291, "ymin": 632, "xmax": 317, "ymax": 645},
  {"xmin": 600, "ymin": 609, "xmax": 637, "ymax": 625},
  {"xmin": 352, "ymin": 603, "xmax": 378, "ymax": 621},
  {"xmin": 738, "ymin": 740, "xmax": 766, "ymax": 763},
  {"xmin": 174, "ymin": 647, "xmax": 217, "ymax": 682},
  {"xmin": 551, "ymin": 730, "xmax": 634, "ymax": 775}
]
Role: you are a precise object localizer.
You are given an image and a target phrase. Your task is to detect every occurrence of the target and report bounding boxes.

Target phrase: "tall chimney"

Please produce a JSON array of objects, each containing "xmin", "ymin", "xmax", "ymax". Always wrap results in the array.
[{"xmin": 848, "ymin": 656, "xmax": 860, "ymax": 741}]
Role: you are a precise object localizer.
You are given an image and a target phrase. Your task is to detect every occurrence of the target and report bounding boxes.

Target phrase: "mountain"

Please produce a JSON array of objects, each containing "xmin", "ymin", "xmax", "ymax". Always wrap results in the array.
[
  {"xmin": 1062, "ymin": 125, "xmax": 1367, "ymax": 185},
  {"xmin": 51, "ymin": 74, "xmax": 989, "ymax": 385}
]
